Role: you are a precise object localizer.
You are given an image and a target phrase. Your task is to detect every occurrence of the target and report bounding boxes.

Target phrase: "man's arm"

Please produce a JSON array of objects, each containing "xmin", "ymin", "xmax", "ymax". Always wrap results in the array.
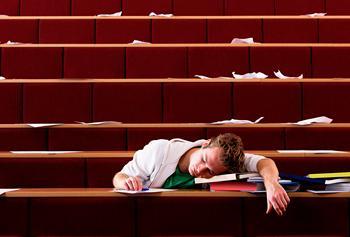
[
  {"xmin": 113, "ymin": 172, "xmax": 143, "ymax": 191},
  {"xmin": 257, "ymin": 158, "xmax": 290, "ymax": 216}
]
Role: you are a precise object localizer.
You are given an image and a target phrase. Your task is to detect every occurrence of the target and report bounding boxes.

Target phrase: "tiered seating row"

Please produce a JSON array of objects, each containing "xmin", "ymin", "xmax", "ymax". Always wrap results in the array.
[
  {"xmin": 3, "ymin": 17, "xmax": 350, "ymax": 43},
  {"xmin": 1, "ymin": 189, "xmax": 349, "ymax": 237},
  {"xmin": 3, "ymin": 124, "xmax": 350, "ymax": 151},
  {"xmin": 1, "ymin": 80, "xmax": 350, "ymax": 123},
  {"xmin": 1, "ymin": 0, "xmax": 350, "ymax": 16},
  {"xmin": 2, "ymin": 44, "xmax": 350, "ymax": 78}
]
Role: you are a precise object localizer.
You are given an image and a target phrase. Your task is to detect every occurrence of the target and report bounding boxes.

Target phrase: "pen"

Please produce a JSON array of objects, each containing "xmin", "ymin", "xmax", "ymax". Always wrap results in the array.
[{"xmin": 141, "ymin": 188, "xmax": 149, "ymax": 191}]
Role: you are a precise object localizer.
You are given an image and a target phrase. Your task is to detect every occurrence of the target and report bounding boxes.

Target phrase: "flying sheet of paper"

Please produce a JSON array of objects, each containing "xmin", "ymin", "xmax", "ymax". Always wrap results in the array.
[
  {"xmin": 211, "ymin": 117, "xmax": 264, "ymax": 125},
  {"xmin": 10, "ymin": 151, "xmax": 81, "ymax": 154},
  {"xmin": 231, "ymin": 37, "xmax": 255, "ymax": 44},
  {"xmin": 129, "ymin": 40, "xmax": 151, "ymax": 44},
  {"xmin": 277, "ymin": 150, "xmax": 347, "ymax": 154},
  {"xmin": 292, "ymin": 116, "xmax": 333, "ymax": 126},
  {"xmin": 274, "ymin": 70, "xmax": 303, "ymax": 79},
  {"xmin": 232, "ymin": 72, "xmax": 268, "ymax": 79},
  {"xmin": 149, "ymin": 12, "xmax": 173, "ymax": 17},
  {"xmin": 305, "ymin": 13, "xmax": 327, "ymax": 17},
  {"xmin": 113, "ymin": 188, "xmax": 176, "ymax": 194},
  {"xmin": 97, "ymin": 11, "xmax": 122, "ymax": 17},
  {"xmin": 0, "ymin": 76, "xmax": 5, "ymax": 80},
  {"xmin": 76, "ymin": 121, "xmax": 122, "ymax": 125},
  {"xmin": 27, "ymin": 123, "xmax": 63, "ymax": 128},
  {"xmin": 0, "ymin": 189, "xmax": 19, "ymax": 196}
]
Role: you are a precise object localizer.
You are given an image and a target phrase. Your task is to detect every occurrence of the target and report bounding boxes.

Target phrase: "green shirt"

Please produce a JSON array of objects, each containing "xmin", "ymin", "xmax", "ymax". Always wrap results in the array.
[{"xmin": 162, "ymin": 166, "xmax": 196, "ymax": 189}]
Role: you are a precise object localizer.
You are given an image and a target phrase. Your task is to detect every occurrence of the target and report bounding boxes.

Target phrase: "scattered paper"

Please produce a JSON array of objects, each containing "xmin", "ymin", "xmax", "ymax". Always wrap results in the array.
[
  {"xmin": 149, "ymin": 12, "xmax": 173, "ymax": 17},
  {"xmin": 232, "ymin": 72, "xmax": 268, "ymax": 79},
  {"xmin": 231, "ymin": 37, "xmax": 255, "ymax": 44},
  {"xmin": 113, "ymin": 188, "xmax": 176, "ymax": 194},
  {"xmin": 194, "ymin": 75, "xmax": 210, "ymax": 79},
  {"xmin": 211, "ymin": 117, "xmax": 264, "ymax": 125},
  {"xmin": 306, "ymin": 190, "xmax": 342, "ymax": 194},
  {"xmin": 0, "ymin": 189, "xmax": 19, "ymax": 196},
  {"xmin": 274, "ymin": 70, "xmax": 303, "ymax": 79},
  {"xmin": 75, "ymin": 121, "xmax": 122, "ymax": 125},
  {"xmin": 10, "ymin": 151, "xmax": 81, "ymax": 154},
  {"xmin": 305, "ymin": 13, "xmax": 327, "ymax": 17},
  {"xmin": 27, "ymin": 123, "xmax": 63, "ymax": 128},
  {"xmin": 129, "ymin": 40, "xmax": 151, "ymax": 44},
  {"xmin": 4, "ymin": 40, "xmax": 22, "ymax": 45},
  {"xmin": 292, "ymin": 116, "xmax": 333, "ymax": 126},
  {"xmin": 0, "ymin": 76, "xmax": 5, "ymax": 80},
  {"xmin": 277, "ymin": 150, "xmax": 347, "ymax": 154},
  {"xmin": 97, "ymin": 11, "xmax": 122, "ymax": 17}
]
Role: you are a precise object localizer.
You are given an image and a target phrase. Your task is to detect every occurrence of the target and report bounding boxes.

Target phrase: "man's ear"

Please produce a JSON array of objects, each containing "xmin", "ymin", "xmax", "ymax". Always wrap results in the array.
[{"xmin": 201, "ymin": 139, "xmax": 210, "ymax": 148}]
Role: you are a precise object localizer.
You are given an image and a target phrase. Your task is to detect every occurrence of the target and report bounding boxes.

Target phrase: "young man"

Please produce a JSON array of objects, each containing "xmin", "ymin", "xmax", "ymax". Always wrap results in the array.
[{"xmin": 113, "ymin": 133, "xmax": 290, "ymax": 215}]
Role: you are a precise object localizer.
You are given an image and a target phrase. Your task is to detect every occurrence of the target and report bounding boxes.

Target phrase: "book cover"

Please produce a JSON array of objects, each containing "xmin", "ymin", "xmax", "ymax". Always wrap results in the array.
[
  {"xmin": 194, "ymin": 172, "xmax": 259, "ymax": 184},
  {"xmin": 210, "ymin": 181, "xmax": 260, "ymax": 191},
  {"xmin": 307, "ymin": 172, "xmax": 350, "ymax": 179}
]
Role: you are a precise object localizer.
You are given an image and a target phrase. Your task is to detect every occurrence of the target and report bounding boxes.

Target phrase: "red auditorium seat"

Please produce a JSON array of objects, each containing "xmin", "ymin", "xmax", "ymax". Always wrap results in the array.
[
  {"xmin": 188, "ymin": 46, "xmax": 249, "ymax": 77},
  {"xmin": 275, "ymin": 0, "xmax": 325, "ymax": 15},
  {"xmin": 122, "ymin": 0, "xmax": 172, "ymax": 16},
  {"xmin": 263, "ymin": 19, "xmax": 318, "ymax": 43},
  {"xmin": 0, "ymin": 128, "xmax": 46, "ymax": 150},
  {"xmin": 93, "ymin": 83, "xmax": 162, "ymax": 123},
  {"xmin": 48, "ymin": 128, "xmax": 127, "ymax": 151},
  {"xmin": 71, "ymin": 0, "xmax": 121, "ymax": 16},
  {"xmin": 0, "ymin": 0, "xmax": 19, "ymax": 16},
  {"xmin": 312, "ymin": 47, "xmax": 350, "ymax": 78},
  {"xmin": 23, "ymin": 83, "xmax": 91, "ymax": 123},
  {"xmin": 233, "ymin": 82, "xmax": 302, "ymax": 122},
  {"xmin": 64, "ymin": 47, "xmax": 125, "ymax": 78},
  {"xmin": 0, "ymin": 19, "xmax": 38, "ymax": 43},
  {"xmin": 96, "ymin": 19, "xmax": 151, "ymax": 43},
  {"xmin": 286, "ymin": 127, "xmax": 350, "ymax": 150},
  {"xmin": 31, "ymin": 198, "xmax": 134, "ymax": 236},
  {"xmin": 20, "ymin": 0, "xmax": 70, "ymax": 16},
  {"xmin": 225, "ymin": 0, "xmax": 274, "ymax": 15},
  {"xmin": 127, "ymin": 128, "xmax": 206, "ymax": 150},
  {"xmin": 0, "ymin": 158, "xmax": 85, "ymax": 187},
  {"xmin": 126, "ymin": 47, "xmax": 187, "ymax": 78},
  {"xmin": 163, "ymin": 82, "xmax": 232, "ymax": 122},
  {"xmin": 173, "ymin": 0, "xmax": 224, "ymax": 16},
  {"xmin": 1, "ymin": 47, "xmax": 62, "ymax": 78},
  {"xmin": 0, "ymin": 84, "xmax": 21, "ymax": 123},
  {"xmin": 207, "ymin": 19, "xmax": 262, "ymax": 43},
  {"xmin": 207, "ymin": 127, "xmax": 285, "ymax": 150},
  {"xmin": 250, "ymin": 46, "xmax": 311, "ymax": 78},
  {"xmin": 0, "ymin": 198, "xmax": 27, "ymax": 236},
  {"xmin": 152, "ymin": 19, "xmax": 206, "ymax": 43},
  {"xmin": 303, "ymin": 82, "xmax": 350, "ymax": 122},
  {"xmin": 319, "ymin": 19, "xmax": 350, "ymax": 43},
  {"xmin": 326, "ymin": 0, "xmax": 350, "ymax": 15},
  {"xmin": 39, "ymin": 19, "xmax": 95, "ymax": 43}
]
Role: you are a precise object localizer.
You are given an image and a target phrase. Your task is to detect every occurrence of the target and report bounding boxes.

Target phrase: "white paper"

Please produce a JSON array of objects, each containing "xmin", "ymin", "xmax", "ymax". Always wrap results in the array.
[
  {"xmin": 5, "ymin": 40, "xmax": 22, "ymax": 45},
  {"xmin": 0, "ymin": 189, "xmax": 19, "ymax": 196},
  {"xmin": 97, "ymin": 11, "xmax": 122, "ymax": 17},
  {"xmin": 232, "ymin": 72, "xmax": 268, "ymax": 79},
  {"xmin": 129, "ymin": 40, "xmax": 151, "ymax": 44},
  {"xmin": 113, "ymin": 188, "xmax": 176, "ymax": 194},
  {"xmin": 231, "ymin": 37, "xmax": 255, "ymax": 44},
  {"xmin": 274, "ymin": 70, "xmax": 303, "ymax": 79},
  {"xmin": 149, "ymin": 12, "xmax": 173, "ymax": 17},
  {"xmin": 0, "ymin": 76, "xmax": 5, "ymax": 80},
  {"xmin": 194, "ymin": 75, "xmax": 210, "ymax": 79},
  {"xmin": 305, "ymin": 13, "xmax": 327, "ymax": 17},
  {"xmin": 292, "ymin": 116, "xmax": 333, "ymax": 126},
  {"xmin": 306, "ymin": 190, "xmax": 342, "ymax": 194},
  {"xmin": 211, "ymin": 117, "xmax": 264, "ymax": 125},
  {"xmin": 27, "ymin": 123, "xmax": 63, "ymax": 128},
  {"xmin": 10, "ymin": 151, "xmax": 81, "ymax": 154},
  {"xmin": 277, "ymin": 150, "xmax": 347, "ymax": 154},
  {"xmin": 75, "ymin": 121, "xmax": 122, "ymax": 125}
]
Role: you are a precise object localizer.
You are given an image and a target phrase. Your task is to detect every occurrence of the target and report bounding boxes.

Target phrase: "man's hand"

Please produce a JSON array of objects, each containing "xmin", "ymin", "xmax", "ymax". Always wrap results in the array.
[
  {"xmin": 123, "ymin": 176, "xmax": 143, "ymax": 191},
  {"xmin": 265, "ymin": 181, "xmax": 290, "ymax": 216}
]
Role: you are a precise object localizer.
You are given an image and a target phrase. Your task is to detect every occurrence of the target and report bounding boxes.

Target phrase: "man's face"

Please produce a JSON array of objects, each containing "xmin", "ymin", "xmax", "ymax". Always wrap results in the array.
[{"xmin": 188, "ymin": 147, "xmax": 228, "ymax": 178}]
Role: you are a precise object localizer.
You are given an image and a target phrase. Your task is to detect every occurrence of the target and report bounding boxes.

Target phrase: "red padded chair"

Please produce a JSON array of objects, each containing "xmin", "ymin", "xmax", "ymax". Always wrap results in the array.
[
  {"xmin": 319, "ymin": 19, "xmax": 350, "ymax": 43},
  {"xmin": 0, "ymin": 84, "xmax": 21, "ymax": 123},
  {"xmin": 0, "ymin": 0, "xmax": 19, "ymax": 16},
  {"xmin": 71, "ymin": 0, "xmax": 121, "ymax": 16},
  {"xmin": 0, "ymin": 19, "xmax": 38, "ymax": 43},
  {"xmin": 0, "ymin": 198, "xmax": 27, "ymax": 236},
  {"xmin": 173, "ymin": 0, "xmax": 224, "ymax": 16},
  {"xmin": 326, "ymin": 0, "xmax": 350, "ymax": 15},
  {"xmin": 275, "ymin": 0, "xmax": 325, "ymax": 15},
  {"xmin": 225, "ymin": 0, "xmax": 274, "ymax": 15},
  {"xmin": 122, "ymin": 0, "xmax": 172, "ymax": 15},
  {"xmin": 0, "ymin": 128, "xmax": 46, "ymax": 150},
  {"xmin": 20, "ymin": 0, "xmax": 70, "ymax": 16}
]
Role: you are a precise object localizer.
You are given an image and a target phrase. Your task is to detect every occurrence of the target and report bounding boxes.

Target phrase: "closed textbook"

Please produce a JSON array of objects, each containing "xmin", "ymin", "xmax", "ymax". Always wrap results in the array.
[
  {"xmin": 307, "ymin": 172, "xmax": 350, "ymax": 179},
  {"xmin": 194, "ymin": 172, "xmax": 259, "ymax": 184},
  {"xmin": 210, "ymin": 181, "xmax": 259, "ymax": 191}
]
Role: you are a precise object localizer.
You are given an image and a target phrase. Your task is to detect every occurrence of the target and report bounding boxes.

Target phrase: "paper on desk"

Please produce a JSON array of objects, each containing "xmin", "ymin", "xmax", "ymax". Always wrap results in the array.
[
  {"xmin": 114, "ymin": 188, "xmax": 176, "ymax": 194},
  {"xmin": 194, "ymin": 75, "xmax": 210, "ymax": 79},
  {"xmin": 307, "ymin": 190, "xmax": 343, "ymax": 194},
  {"xmin": 0, "ymin": 76, "xmax": 5, "ymax": 80},
  {"xmin": 292, "ymin": 116, "xmax": 333, "ymax": 126},
  {"xmin": 27, "ymin": 123, "xmax": 63, "ymax": 128},
  {"xmin": 211, "ymin": 117, "xmax": 264, "ymax": 125},
  {"xmin": 10, "ymin": 151, "xmax": 81, "ymax": 154},
  {"xmin": 277, "ymin": 150, "xmax": 347, "ymax": 154},
  {"xmin": 305, "ymin": 13, "xmax": 327, "ymax": 17},
  {"xmin": 149, "ymin": 12, "xmax": 173, "ymax": 17},
  {"xmin": 232, "ymin": 72, "xmax": 268, "ymax": 79},
  {"xmin": 75, "ymin": 121, "xmax": 122, "ymax": 125},
  {"xmin": 0, "ymin": 189, "xmax": 19, "ymax": 196},
  {"xmin": 274, "ymin": 70, "xmax": 303, "ymax": 79},
  {"xmin": 97, "ymin": 11, "xmax": 122, "ymax": 17},
  {"xmin": 231, "ymin": 37, "xmax": 255, "ymax": 44},
  {"xmin": 129, "ymin": 40, "xmax": 151, "ymax": 44},
  {"xmin": 4, "ymin": 41, "xmax": 22, "ymax": 45}
]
